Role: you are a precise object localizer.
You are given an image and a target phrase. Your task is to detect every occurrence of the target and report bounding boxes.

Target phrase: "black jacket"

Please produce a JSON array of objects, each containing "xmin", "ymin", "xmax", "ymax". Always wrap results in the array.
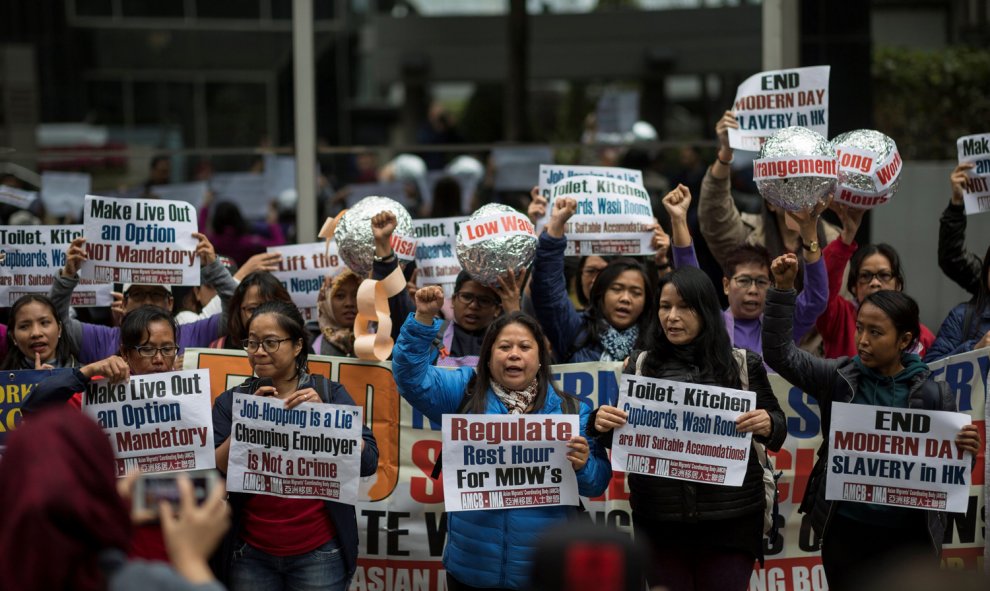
[
  {"xmin": 937, "ymin": 202, "xmax": 982, "ymax": 297},
  {"xmin": 762, "ymin": 288, "xmax": 954, "ymax": 551}
]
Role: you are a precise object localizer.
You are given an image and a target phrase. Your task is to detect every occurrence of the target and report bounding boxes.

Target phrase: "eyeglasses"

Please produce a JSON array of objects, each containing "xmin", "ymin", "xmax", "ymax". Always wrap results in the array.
[
  {"xmin": 732, "ymin": 276, "xmax": 772, "ymax": 290},
  {"xmin": 241, "ymin": 337, "xmax": 294, "ymax": 353},
  {"xmin": 131, "ymin": 345, "xmax": 179, "ymax": 358},
  {"xmin": 454, "ymin": 291, "xmax": 500, "ymax": 309},
  {"xmin": 857, "ymin": 271, "xmax": 895, "ymax": 284}
]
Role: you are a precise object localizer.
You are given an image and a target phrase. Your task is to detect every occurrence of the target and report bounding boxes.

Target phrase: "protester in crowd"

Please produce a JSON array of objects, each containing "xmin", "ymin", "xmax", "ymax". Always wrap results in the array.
[
  {"xmin": 393, "ymin": 290, "xmax": 611, "ymax": 590},
  {"xmin": 430, "ymin": 175, "xmax": 465, "ymax": 218},
  {"xmin": 199, "ymin": 194, "xmax": 286, "ymax": 267},
  {"xmin": 665, "ymin": 184, "xmax": 828, "ymax": 358},
  {"xmin": 762, "ymin": 255, "xmax": 982, "ymax": 591},
  {"xmin": 816, "ymin": 204, "xmax": 936, "ymax": 358},
  {"xmin": 588, "ymin": 265, "xmax": 785, "ymax": 591},
  {"xmin": 212, "ymin": 300, "xmax": 378, "ymax": 591},
  {"xmin": 49, "ymin": 233, "xmax": 236, "ymax": 363},
  {"xmin": 531, "ymin": 197, "xmax": 658, "ymax": 363},
  {"xmin": 0, "ymin": 407, "xmax": 230, "ymax": 591},
  {"xmin": 171, "ymin": 254, "xmax": 245, "ymax": 325},
  {"xmin": 0, "ymin": 294, "xmax": 77, "ymax": 370},
  {"xmin": 925, "ymin": 244, "xmax": 990, "ymax": 361},
  {"xmin": 212, "ymin": 271, "xmax": 293, "ymax": 350},
  {"xmin": 937, "ymin": 162, "xmax": 983, "ymax": 297}
]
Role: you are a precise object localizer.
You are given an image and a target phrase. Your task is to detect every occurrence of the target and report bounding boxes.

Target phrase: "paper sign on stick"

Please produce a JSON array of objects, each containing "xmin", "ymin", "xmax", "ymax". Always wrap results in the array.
[{"xmin": 413, "ymin": 217, "xmax": 464, "ymax": 294}]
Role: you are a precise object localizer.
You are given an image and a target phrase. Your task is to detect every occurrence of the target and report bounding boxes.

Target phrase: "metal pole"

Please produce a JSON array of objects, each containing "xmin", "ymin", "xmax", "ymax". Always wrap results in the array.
[
  {"xmin": 762, "ymin": 0, "xmax": 799, "ymax": 70},
  {"xmin": 506, "ymin": 0, "xmax": 528, "ymax": 142},
  {"xmin": 293, "ymin": 0, "xmax": 317, "ymax": 242}
]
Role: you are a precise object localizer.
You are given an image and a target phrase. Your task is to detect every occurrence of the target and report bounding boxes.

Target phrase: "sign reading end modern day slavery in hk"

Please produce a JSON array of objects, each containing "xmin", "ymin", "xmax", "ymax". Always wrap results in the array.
[
  {"xmin": 728, "ymin": 65, "xmax": 830, "ymax": 152},
  {"xmin": 82, "ymin": 369, "xmax": 215, "ymax": 476},
  {"xmin": 441, "ymin": 414, "xmax": 580, "ymax": 512},
  {"xmin": 79, "ymin": 194, "xmax": 200, "ymax": 285},
  {"xmin": 611, "ymin": 375, "xmax": 755, "ymax": 486},
  {"xmin": 826, "ymin": 402, "xmax": 973, "ymax": 513},
  {"xmin": 226, "ymin": 393, "xmax": 364, "ymax": 504},
  {"xmin": 957, "ymin": 133, "xmax": 990, "ymax": 215}
]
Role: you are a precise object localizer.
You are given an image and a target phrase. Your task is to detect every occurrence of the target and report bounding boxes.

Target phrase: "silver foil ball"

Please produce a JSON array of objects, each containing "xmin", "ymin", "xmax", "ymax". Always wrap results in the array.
[
  {"xmin": 456, "ymin": 203, "xmax": 537, "ymax": 286},
  {"xmin": 756, "ymin": 126, "xmax": 837, "ymax": 211},
  {"xmin": 831, "ymin": 129, "xmax": 900, "ymax": 209},
  {"xmin": 334, "ymin": 196, "xmax": 415, "ymax": 277}
]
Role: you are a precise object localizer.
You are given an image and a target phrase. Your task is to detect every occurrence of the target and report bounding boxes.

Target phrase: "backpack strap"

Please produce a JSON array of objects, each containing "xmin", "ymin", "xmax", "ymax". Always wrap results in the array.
[
  {"xmin": 432, "ymin": 320, "xmax": 451, "ymax": 360},
  {"xmin": 634, "ymin": 350, "xmax": 648, "ymax": 376}
]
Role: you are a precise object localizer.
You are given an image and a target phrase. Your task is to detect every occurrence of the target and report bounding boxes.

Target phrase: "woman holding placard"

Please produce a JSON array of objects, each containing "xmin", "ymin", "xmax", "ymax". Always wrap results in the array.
[
  {"xmin": 588, "ymin": 265, "xmax": 785, "ymax": 591},
  {"xmin": 762, "ymin": 254, "xmax": 982, "ymax": 591},
  {"xmin": 392, "ymin": 293, "xmax": 611, "ymax": 591},
  {"xmin": 212, "ymin": 300, "xmax": 378, "ymax": 591}
]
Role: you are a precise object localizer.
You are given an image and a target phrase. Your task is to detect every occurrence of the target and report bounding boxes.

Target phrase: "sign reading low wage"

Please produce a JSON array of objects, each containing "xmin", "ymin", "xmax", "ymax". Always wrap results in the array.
[
  {"xmin": 227, "ymin": 393, "xmax": 364, "ymax": 504},
  {"xmin": 82, "ymin": 369, "xmax": 215, "ymax": 476},
  {"xmin": 442, "ymin": 414, "xmax": 580, "ymax": 512},
  {"xmin": 728, "ymin": 65, "xmax": 830, "ymax": 152},
  {"xmin": 413, "ymin": 217, "xmax": 465, "ymax": 293},
  {"xmin": 826, "ymin": 402, "xmax": 972, "ymax": 513},
  {"xmin": 267, "ymin": 241, "xmax": 345, "ymax": 323},
  {"xmin": 957, "ymin": 133, "xmax": 990, "ymax": 215},
  {"xmin": 537, "ymin": 165, "xmax": 654, "ymax": 256},
  {"xmin": 80, "ymin": 195, "xmax": 200, "ymax": 285},
  {"xmin": 611, "ymin": 375, "xmax": 755, "ymax": 486}
]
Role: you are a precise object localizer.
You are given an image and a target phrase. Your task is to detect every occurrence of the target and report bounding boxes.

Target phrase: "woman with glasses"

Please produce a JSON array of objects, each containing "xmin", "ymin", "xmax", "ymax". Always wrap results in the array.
[
  {"xmin": 816, "ymin": 205, "xmax": 935, "ymax": 358},
  {"xmin": 212, "ymin": 271, "xmax": 294, "ymax": 350},
  {"xmin": 430, "ymin": 270, "xmax": 522, "ymax": 367},
  {"xmin": 212, "ymin": 300, "xmax": 378, "ymax": 591},
  {"xmin": 531, "ymin": 198, "xmax": 657, "ymax": 364}
]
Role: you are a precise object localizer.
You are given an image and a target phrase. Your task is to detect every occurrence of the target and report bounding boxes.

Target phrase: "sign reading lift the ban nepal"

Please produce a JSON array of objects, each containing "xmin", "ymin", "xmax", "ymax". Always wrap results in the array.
[
  {"xmin": 441, "ymin": 414, "xmax": 580, "ymax": 512},
  {"xmin": 79, "ymin": 195, "xmax": 201, "ymax": 285},
  {"xmin": 611, "ymin": 375, "xmax": 755, "ymax": 486},
  {"xmin": 267, "ymin": 242, "xmax": 346, "ymax": 323},
  {"xmin": 728, "ymin": 66, "xmax": 831, "ymax": 151},
  {"xmin": 957, "ymin": 133, "xmax": 990, "ymax": 215}
]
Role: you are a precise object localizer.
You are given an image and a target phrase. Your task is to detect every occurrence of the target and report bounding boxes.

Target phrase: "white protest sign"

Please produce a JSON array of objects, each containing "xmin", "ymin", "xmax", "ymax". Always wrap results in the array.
[
  {"xmin": 210, "ymin": 172, "xmax": 270, "ymax": 220},
  {"xmin": 956, "ymin": 133, "xmax": 990, "ymax": 215},
  {"xmin": 537, "ymin": 165, "xmax": 643, "ymax": 198},
  {"xmin": 413, "ymin": 217, "xmax": 464, "ymax": 294},
  {"xmin": 457, "ymin": 210, "xmax": 536, "ymax": 246},
  {"xmin": 226, "ymin": 393, "xmax": 364, "ymax": 504},
  {"xmin": 0, "ymin": 225, "xmax": 113, "ymax": 307},
  {"xmin": 441, "ymin": 414, "xmax": 580, "ymax": 512},
  {"xmin": 80, "ymin": 195, "xmax": 200, "ymax": 285},
  {"xmin": 267, "ymin": 241, "xmax": 345, "ymax": 321},
  {"xmin": 41, "ymin": 171, "xmax": 91, "ymax": 220},
  {"xmin": 728, "ymin": 65, "xmax": 830, "ymax": 151},
  {"xmin": 0, "ymin": 185, "xmax": 38, "ymax": 209},
  {"xmin": 611, "ymin": 375, "xmax": 755, "ymax": 486},
  {"xmin": 149, "ymin": 181, "xmax": 210, "ymax": 209},
  {"xmin": 81, "ymin": 369, "xmax": 215, "ymax": 476},
  {"xmin": 833, "ymin": 145, "xmax": 902, "ymax": 209},
  {"xmin": 826, "ymin": 402, "xmax": 972, "ymax": 513}
]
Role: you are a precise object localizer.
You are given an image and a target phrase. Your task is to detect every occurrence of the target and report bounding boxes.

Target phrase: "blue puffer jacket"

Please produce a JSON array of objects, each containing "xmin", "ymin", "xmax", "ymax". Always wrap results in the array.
[
  {"xmin": 924, "ymin": 301, "xmax": 990, "ymax": 362},
  {"xmin": 392, "ymin": 314, "xmax": 612, "ymax": 589}
]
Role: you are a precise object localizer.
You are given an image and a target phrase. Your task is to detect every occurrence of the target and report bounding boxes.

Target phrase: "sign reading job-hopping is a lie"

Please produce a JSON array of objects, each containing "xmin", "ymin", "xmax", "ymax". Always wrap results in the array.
[
  {"xmin": 957, "ymin": 133, "xmax": 990, "ymax": 215},
  {"xmin": 79, "ymin": 195, "xmax": 200, "ymax": 285},
  {"xmin": 826, "ymin": 402, "xmax": 972, "ymax": 513},
  {"xmin": 728, "ymin": 66, "xmax": 830, "ymax": 152},
  {"xmin": 611, "ymin": 375, "xmax": 755, "ymax": 487},
  {"xmin": 441, "ymin": 414, "xmax": 580, "ymax": 512},
  {"xmin": 226, "ymin": 393, "xmax": 364, "ymax": 504}
]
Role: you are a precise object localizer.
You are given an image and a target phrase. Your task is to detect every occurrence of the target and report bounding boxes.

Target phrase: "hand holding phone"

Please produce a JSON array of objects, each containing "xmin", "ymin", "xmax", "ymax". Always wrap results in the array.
[{"xmin": 132, "ymin": 470, "xmax": 221, "ymax": 519}]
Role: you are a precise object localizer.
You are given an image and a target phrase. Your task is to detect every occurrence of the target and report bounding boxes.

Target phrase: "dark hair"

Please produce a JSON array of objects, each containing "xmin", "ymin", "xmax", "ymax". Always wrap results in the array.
[
  {"xmin": 847, "ymin": 243, "xmax": 904, "ymax": 295},
  {"xmin": 575, "ymin": 257, "xmax": 656, "ymax": 358},
  {"xmin": 960, "ymin": 243, "xmax": 990, "ymax": 341},
  {"xmin": 120, "ymin": 306, "xmax": 178, "ymax": 350},
  {"xmin": 575, "ymin": 255, "xmax": 612, "ymax": 308},
  {"xmin": 430, "ymin": 176, "xmax": 463, "ymax": 218},
  {"xmin": 249, "ymin": 300, "xmax": 309, "ymax": 375},
  {"xmin": 722, "ymin": 243, "xmax": 771, "ymax": 279},
  {"xmin": 465, "ymin": 312, "xmax": 560, "ymax": 414},
  {"xmin": 0, "ymin": 295, "xmax": 74, "ymax": 370},
  {"xmin": 453, "ymin": 271, "xmax": 500, "ymax": 304},
  {"xmin": 228, "ymin": 272, "xmax": 294, "ymax": 344},
  {"xmin": 212, "ymin": 201, "xmax": 248, "ymax": 236},
  {"xmin": 643, "ymin": 266, "xmax": 740, "ymax": 388},
  {"xmin": 861, "ymin": 290, "xmax": 920, "ymax": 351}
]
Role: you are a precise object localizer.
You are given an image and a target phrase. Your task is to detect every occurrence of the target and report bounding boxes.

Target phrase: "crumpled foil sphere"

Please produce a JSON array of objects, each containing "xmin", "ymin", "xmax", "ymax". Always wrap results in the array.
[
  {"xmin": 755, "ymin": 126, "xmax": 837, "ymax": 211},
  {"xmin": 831, "ymin": 129, "xmax": 901, "ymax": 209},
  {"xmin": 335, "ymin": 196, "xmax": 415, "ymax": 277},
  {"xmin": 456, "ymin": 203, "xmax": 537, "ymax": 286}
]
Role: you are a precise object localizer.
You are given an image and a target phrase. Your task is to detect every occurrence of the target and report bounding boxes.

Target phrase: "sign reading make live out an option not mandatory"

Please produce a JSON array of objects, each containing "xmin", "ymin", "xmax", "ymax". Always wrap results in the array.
[
  {"xmin": 826, "ymin": 402, "xmax": 972, "ymax": 513},
  {"xmin": 79, "ymin": 194, "xmax": 200, "ymax": 285},
  {"xmin": 442, "ymin": 414, "xmax": 580, "ymax": 512},
  {"xmin": 612, "ymin": 375, "xmax": 755, "ymax": 486},
  {"xmin": 226, "ymin": 393, "xmax": 364, "ymax": 504},
  {"xmin": 82, "ymin": 369, "xmax": 215, "ymax": 476},
  {"xmin": 957, "ymin": 133, "xmax": 990, "ymax": 215},
  {"xmin": 728, "ymin": 65, "xmax": 830, "ymax": 151}
]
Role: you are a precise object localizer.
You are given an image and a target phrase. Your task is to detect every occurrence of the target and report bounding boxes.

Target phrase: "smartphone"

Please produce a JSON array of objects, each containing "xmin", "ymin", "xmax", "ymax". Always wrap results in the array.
[{"xmin": 132, "ymin": 469, "xmax": 220, "ymax": 516}]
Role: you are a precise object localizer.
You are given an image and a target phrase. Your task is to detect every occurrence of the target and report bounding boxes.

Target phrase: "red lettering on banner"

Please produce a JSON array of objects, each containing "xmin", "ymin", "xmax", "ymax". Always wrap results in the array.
[{"xmin": 410, "ymin": 440, "xmax": 444, "ymax": 504}]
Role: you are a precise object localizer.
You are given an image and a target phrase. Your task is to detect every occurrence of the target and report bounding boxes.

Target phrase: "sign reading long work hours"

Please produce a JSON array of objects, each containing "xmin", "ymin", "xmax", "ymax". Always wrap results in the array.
[
  {"xmin": 442, "ymin": 414, "xmax": 580, "ymax": 512},
  {"xmin": 728, "ymin": 65, "xmax": 830, "ymax": 151},
  {"xmin": 826, "ymin": 402, "xmax": 972, "ymax": 513},
  {"xmin": 413, "ymin": 217, "xmax": 465, "ymax": 294},
  {"xmin": 267, "ymin": 242, "xmax": 345, "ymax": 323},
  {"xmin": 611, "ymin": 375, "xmax": 755, "ymax": 486},
  {"xmin": 79, "ymin": 195, "xmax": 200, "ymax": 285},
  {"xmin": 226, "ymin": 393, "xmax": 364, "ymax": 504},
  {"xmin": 956, "ymin": 133, "xmax": 990, "ymax": 215},
  {"xmin": 0, "ymin": 225, "xmax": 113, "ymax": 307},
  {"xmin": 82, "ymin": 369, "xmax": 215, "ymax": 476}
]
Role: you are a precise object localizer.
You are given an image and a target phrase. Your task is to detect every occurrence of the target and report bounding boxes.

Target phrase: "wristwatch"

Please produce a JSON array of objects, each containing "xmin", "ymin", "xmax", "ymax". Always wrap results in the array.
[
  {"xmin": 373, "ymin": 252, "xmax": 397, "ymax": 263},
  {"xmin": 802, "ymin": 240, "xmax": 820, "ymax": 254}
]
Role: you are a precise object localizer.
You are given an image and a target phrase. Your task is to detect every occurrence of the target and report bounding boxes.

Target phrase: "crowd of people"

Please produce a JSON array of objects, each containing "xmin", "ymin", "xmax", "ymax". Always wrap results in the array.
[{"xmin": 0, "ymin": 109, "xmax": 986, "ymax": 591}]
